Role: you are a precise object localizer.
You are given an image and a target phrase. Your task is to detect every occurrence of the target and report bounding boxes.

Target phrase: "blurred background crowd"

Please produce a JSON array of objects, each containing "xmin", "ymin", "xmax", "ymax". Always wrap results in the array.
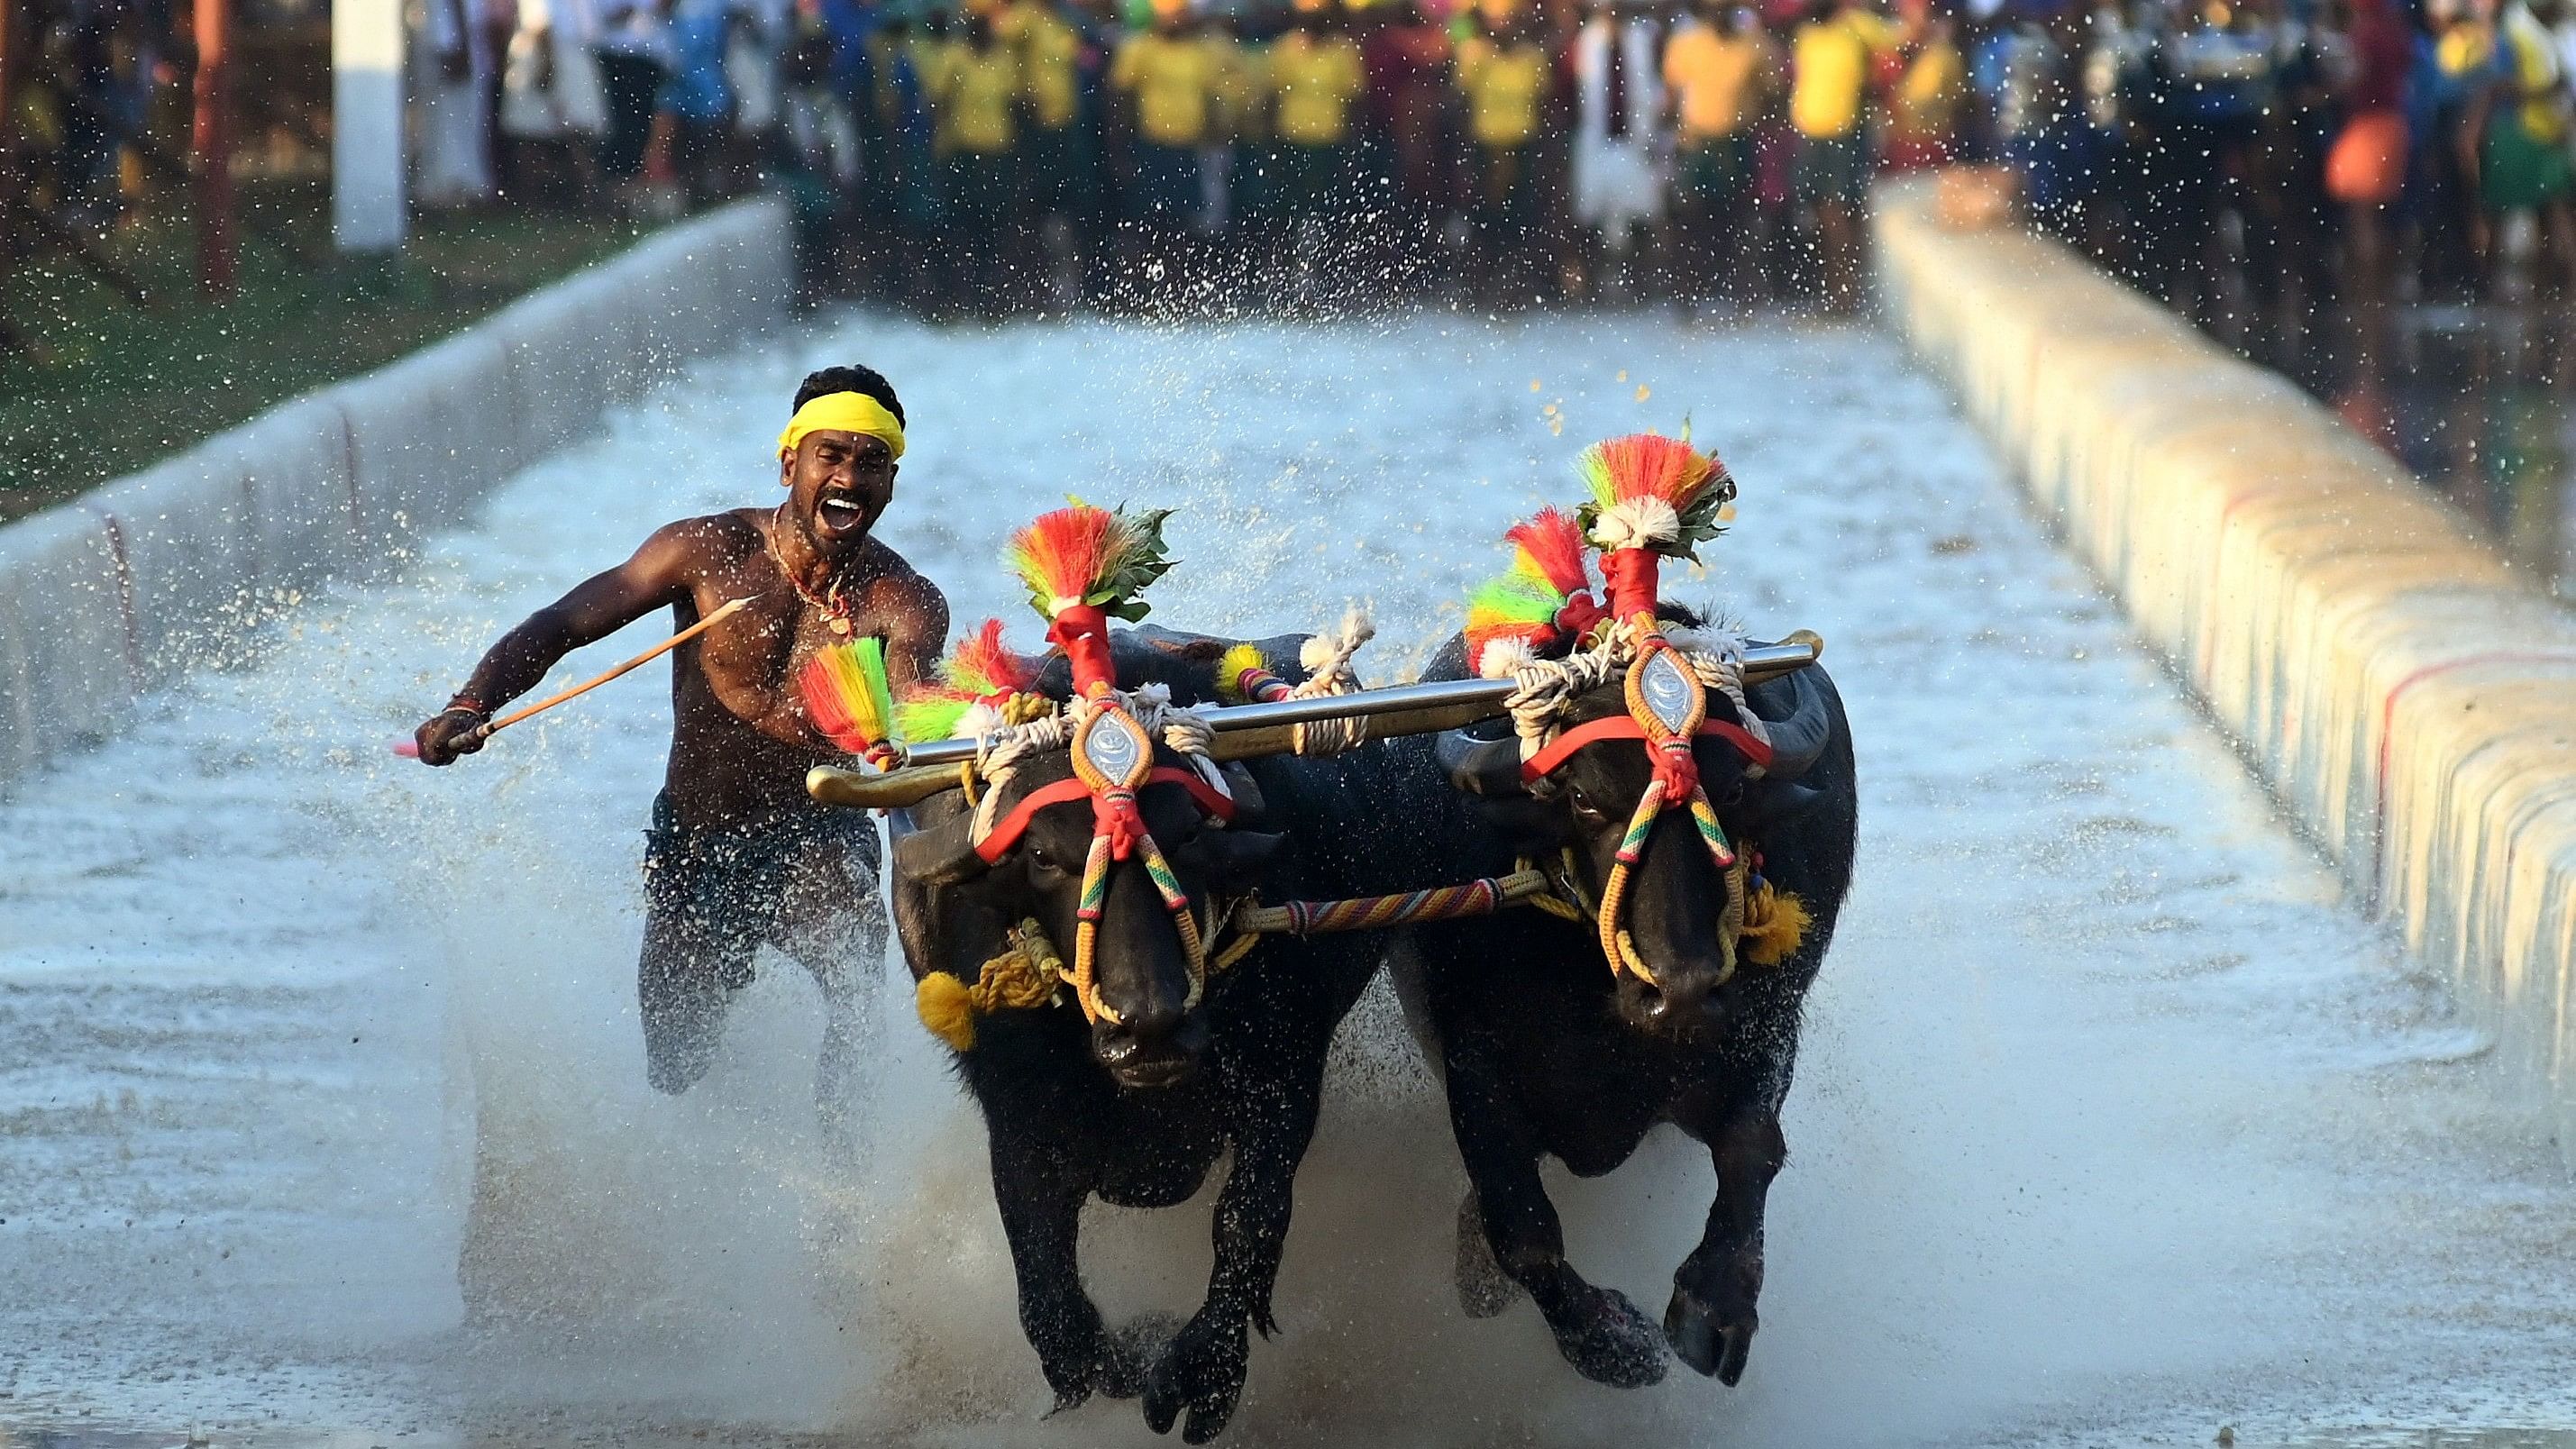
[
  {"xmin": 12, "ymin": 0, "xmax": 2576, "ymax": 567},
  {"xmin": 16, "ymin": 0, "xmax": 2576, "ymax": 320}
]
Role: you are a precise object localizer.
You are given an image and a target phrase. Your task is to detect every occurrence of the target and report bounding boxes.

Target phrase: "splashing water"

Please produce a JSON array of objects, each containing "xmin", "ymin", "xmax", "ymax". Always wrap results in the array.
[{"xmin": 4, "ymin": 312, "xmax": 2574, "ymax": 1449}]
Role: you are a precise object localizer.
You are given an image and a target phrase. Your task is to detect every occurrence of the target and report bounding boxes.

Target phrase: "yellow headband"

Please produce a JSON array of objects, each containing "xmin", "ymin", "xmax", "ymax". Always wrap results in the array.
[{"xmin": 778, "ymin": 391, "xmax": 907, "ymax": 460}]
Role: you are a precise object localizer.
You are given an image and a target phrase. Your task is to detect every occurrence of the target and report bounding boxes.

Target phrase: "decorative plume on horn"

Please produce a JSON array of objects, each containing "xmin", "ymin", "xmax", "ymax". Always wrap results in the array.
[
  {"xmin": 1006, "ymin": 499, "xmax": 1176, "ymax": 698},
  {"xmin": 1007, "ymin": 500, "xmax": 1177, "ymax": 625},
  {"xmin": 1574, "ymin": 432, "xmax": 1733, "ymax": 560},
  {"xmin": 800, "ymin": 633, "xmax": 900, "ymax": 765},
  {"xmin": 897, "ymin": 617, "xmax": 1043, "ymax": 741},
  {"xmin": 1464, "ymin": 506, "xmax": 1611, "ymax": 679}
]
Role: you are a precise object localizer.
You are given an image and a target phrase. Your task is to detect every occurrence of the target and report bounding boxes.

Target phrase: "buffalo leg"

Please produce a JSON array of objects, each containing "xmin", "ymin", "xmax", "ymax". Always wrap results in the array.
[
  {"xmin": 1443, "ymin": 1031, "xmax": 1667, "ymax": 1388},
  {"xmin": 987, "ymin": 1127, "xmax": 1139, "ymax": 1411},
  {"xmin": 1144, "ymin": 1049, "xmax": 1324, "ymax": 1443},
  {"xmin": 1666, "ymin": 1089, "xmax": 1786, "ymax": 1385}
]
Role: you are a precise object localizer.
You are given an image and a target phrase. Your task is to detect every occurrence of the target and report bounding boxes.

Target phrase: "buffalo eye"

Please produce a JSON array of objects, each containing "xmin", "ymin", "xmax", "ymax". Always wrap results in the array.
[
  {"xmin": 1027, "ymin": 844, "xmax": 1066, "ymax": 877},
  {"xmin": 1567, "ymin": 784, "xmax": 1607, "ymax": 822}
]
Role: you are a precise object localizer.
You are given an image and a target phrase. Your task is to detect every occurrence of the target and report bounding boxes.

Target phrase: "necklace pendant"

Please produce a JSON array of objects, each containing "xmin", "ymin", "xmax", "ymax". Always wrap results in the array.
[{"xmin": 827, "ymin": 615, "xmax": 853, "ymax": 637}]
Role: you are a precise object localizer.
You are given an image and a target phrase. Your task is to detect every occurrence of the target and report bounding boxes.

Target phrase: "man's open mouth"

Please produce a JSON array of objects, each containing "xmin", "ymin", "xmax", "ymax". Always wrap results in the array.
[{"xmin": 817, "ymin": 494, "xmax": 867, "ymax": 532}]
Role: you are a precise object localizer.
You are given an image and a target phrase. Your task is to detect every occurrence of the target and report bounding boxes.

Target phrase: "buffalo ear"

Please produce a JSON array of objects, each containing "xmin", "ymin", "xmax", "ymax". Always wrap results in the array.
[
  {"xmin": 1220, "ymin": 762, "xmax": 1269, "ymax": 820},
  {"xmin": 893, "ymin": 813, "xmax": 990, "ymax": 888},
  {"xmin": 1190, "ymin": 829, "xmax": 1285, "ymax": 891}
]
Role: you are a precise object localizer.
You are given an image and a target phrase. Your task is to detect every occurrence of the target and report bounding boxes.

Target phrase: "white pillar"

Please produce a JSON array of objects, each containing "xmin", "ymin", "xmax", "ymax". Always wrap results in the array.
[{"xmin": 333, "ymin": 0, "xmax": 406, "ymax": 251}]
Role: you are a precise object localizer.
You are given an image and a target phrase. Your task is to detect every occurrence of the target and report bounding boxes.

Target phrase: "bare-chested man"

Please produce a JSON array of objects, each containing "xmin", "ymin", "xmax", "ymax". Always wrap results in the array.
[{"xmin": 415, "ymin": 365, "xmax": 948, "ymax": 1119}]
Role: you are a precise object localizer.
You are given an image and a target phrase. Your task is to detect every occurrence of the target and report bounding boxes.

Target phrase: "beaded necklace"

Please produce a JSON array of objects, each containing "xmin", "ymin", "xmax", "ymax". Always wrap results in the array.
[{"xmin": 766, "ymin": 508, "xmax": 856, "ymax": 637}]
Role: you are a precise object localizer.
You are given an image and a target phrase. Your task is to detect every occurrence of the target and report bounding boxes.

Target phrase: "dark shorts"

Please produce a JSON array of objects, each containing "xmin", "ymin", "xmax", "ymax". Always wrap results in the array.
[
  {"xmin": 1676, "ymin": 133, "xmax": 1754, "ymax": 210},
  {"xmin": 1129, "ymin": 141, "xmax": 1202, "ymax": 223},
  {"xmin": 2483, "ymin": 114, "xmax": 2575, "ymax": 213},
  {"xmin": 1793, "ymin": 132, "xmax": 1869, "ymax": 207},
  {"xmin": 638, "ymin": 790, "xmax": 884, "ymax": 1097},
  {"xmin": 1023, "ymin": 123, "xmax": 1079, "ymax": 214},
  {"xmin": 642, "ymin": 789, "xmax": 884, "ymax": 989},
  {"xmin": 1473, "ymin": 142, "xmax": 1537, "ymax": 227},
  {"xmin": 1273, "ymin": 140, "xmax": 1351, "ymax": 219},
  {"xmin": 941, "ymin": 148, "xmax": 1019, "ymax": 232}
]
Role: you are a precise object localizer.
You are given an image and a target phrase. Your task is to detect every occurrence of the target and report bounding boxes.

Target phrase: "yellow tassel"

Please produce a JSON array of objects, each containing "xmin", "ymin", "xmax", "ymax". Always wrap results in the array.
[
  {"xmin": 1739, "ymin": 883, "xmax": 1812, "ymax": 967},
  {"xmin": 914, "ymin": 920, "xmax": 1069, "ymax": 1053},
  {"xmin": 1215, "ymin": 642, "xmax": 1268, "ymax": 705},
  {"xmin": 916, "ymin": 972, "xmax": 978, "ymax": 1052}
]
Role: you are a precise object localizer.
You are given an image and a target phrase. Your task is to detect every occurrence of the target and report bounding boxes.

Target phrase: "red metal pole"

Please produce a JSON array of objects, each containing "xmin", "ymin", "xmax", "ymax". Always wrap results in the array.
[{"xmin": 192, "ymin": 0, "xmax": 235, "ymax": 297}]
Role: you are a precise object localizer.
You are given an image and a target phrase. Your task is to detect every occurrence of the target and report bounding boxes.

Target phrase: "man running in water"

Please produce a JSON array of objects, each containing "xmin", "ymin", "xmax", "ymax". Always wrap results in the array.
[{"xmin": 415, "ymin": 365, "xmax": 948, "ymax": 1121}]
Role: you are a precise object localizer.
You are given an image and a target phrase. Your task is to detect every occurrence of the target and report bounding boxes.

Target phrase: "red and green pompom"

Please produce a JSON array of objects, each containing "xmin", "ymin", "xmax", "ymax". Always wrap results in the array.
[
  {"xmin": 1464, "ymin": 507, "xmax": 1604, "ymax": 679},
  {"xmin": 1006, "ymin": 500, "xmax": 1177, "ymax": 625},
  {"xmin": 897, "ymin": 617, "xmax": 1043, "ymax": 741},
  {"xmin": 801, "ymin": 634, "xmax": 897, "ymax": 761},
  {"xmin": 1574, "ymin": 431, "xmax": 1733, "ymax": 560}
]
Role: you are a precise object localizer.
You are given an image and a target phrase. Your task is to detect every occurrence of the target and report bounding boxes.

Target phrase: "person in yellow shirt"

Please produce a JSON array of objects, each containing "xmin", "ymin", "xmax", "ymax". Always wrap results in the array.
[
  {"xmin": 1111, "ymin": 1, "xmax": 1220, "ymax": 227},
  {"xmin": 1661, "ymin": 0, "xmax": 1777, "ymax": 299},
  {"xmin": 1266, "ymin": 1, "xmax": 1368, "ymax": 224},
  {"xmin": 1789, "ymin": 0, "xmax": 1895, "ymax": 308},
  {"xmin": 1000, "ymin": 0, "xmax": 1086, "ymax": 223},
  {"xmin": 1880, "ymin": 10, "xmax": 1963, "ymax": 170},
  {"xmin": 1201, "ymin": 14, "xmax": 1263, "ymax": 233},
  {"xmin": 923, "ymin": 12, "xmax": 1021, "ymax": 307},
  {"xmin": 1455, "ymin": 6, "xmax": 1551, "ymax": 298}
]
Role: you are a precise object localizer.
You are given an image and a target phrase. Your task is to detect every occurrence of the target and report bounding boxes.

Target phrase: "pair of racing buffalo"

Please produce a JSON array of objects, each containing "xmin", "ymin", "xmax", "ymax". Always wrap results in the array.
[{"xmin": 845, "ymin": 591, "xmax": 1855, "ymax": 1442}]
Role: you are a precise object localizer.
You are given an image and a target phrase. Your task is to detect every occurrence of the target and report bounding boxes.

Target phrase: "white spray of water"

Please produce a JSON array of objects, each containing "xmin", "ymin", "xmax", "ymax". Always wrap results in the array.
[{"xmin": 4, "ymin": 313, "xmax": 2573, "ymax": 1449}]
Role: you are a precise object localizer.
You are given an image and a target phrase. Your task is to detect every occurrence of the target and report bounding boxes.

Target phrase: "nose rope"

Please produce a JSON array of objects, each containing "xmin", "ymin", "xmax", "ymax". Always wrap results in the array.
[
  {"xmin": 1064, "ymin": 691, "xmax": 1214, "ymax": 1030},
  {"xmin": 1508, "ymin": 615, "xmax": 1751, "ymax": 985},
  {"xmin": 1069, "ymin": 819, "xmax": 1209, "ymax": 1026}
]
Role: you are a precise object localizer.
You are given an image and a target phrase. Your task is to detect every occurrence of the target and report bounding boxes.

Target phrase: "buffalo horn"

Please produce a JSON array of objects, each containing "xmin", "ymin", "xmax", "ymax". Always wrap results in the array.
[
  {"xmin": 1436, "ymin": 728, "xmax": 1529, "ymax": 797},
  {"xmin": 892, "ymin": 811, "xmax": 989, "ymax": 886},
  {"xmin": 1754, "ymin": 668, "xmax": 1832, "ymax": 781},
  {"xmin": 808, "ymin": 762, "xmax": 969, "ymax": 810}
]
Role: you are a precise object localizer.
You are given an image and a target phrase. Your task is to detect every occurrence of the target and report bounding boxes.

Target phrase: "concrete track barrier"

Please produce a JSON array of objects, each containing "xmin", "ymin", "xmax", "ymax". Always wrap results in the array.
[
  {"xmin": 1875, "ymin": 178, "xmax": 2576, "ymax": 1155},
  {"xmin": 0, "ymin": 195, "xmax": 792, "ymax": 793}
]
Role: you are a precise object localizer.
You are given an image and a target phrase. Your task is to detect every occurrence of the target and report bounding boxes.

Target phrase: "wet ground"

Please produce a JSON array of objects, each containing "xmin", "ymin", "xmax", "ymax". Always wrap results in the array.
[{"xmin": 2, "ymin": 310, "xmax": 2573, "ymax": 1448}]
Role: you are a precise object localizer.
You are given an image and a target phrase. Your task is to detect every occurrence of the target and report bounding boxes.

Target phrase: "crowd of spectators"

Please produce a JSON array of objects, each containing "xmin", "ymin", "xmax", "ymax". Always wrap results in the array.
[{"xmin": 21, "ymin": 0, "xmax": 2576, "ymax": 322}]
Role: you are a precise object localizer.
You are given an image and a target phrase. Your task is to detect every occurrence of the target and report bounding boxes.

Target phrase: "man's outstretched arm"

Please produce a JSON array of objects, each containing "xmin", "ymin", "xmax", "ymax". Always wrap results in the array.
[{"xmin": 415, "ymin": 521, "xmax": 711, "ymax": 764}]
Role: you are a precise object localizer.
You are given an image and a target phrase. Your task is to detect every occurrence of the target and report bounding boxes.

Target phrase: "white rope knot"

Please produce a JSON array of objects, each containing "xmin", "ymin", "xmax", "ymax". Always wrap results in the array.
[
  {"xmin": 1495, "ymin": 612, "xmax": 1771, "ymax": 766},
  {"xmin": 1503, "ymin": 642, "xmax": 1621, "ymax": 774},
  {"xmin": 1674, "ymin": 628, "xmax": 1768, "ymax": 753},
  {"xmin": 1286, "ymin": 606, "xmax": 1375, "ymax": 757}
]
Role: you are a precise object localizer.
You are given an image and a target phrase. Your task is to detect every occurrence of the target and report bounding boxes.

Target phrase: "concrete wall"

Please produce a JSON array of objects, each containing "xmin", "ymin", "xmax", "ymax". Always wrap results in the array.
[
  {"xmin": 0, "ymin": 196, "xmax": 792, "ymax": 788},
  {"xmin": 1874, "ymin": 178, "xmax": 2576, "ymax": 1155}
]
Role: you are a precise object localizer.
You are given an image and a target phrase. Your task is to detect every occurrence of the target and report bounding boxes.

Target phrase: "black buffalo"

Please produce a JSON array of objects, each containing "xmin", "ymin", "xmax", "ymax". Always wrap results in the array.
[
  {"xmin": 1209, "ymin": 618, "xmax": 1854, "ymax": 1390},
  {"xmin": 882, "ymin": 633, "xmax": 1381, "ymax": 1443}
]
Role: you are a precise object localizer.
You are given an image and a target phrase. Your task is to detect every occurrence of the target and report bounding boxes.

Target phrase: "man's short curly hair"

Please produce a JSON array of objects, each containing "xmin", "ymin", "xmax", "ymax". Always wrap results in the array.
[{"xmin": 792, "ymin": 365, "xmax": 906, "ymax": 427}]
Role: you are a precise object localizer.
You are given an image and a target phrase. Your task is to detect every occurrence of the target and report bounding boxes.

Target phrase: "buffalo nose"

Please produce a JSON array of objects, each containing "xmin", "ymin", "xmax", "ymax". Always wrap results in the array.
[
  {"xmin": 1100, "ymin": 1002, "xmax": 1186, "ymax": 1059},
  {"xmin": 1633, "ymin": 974, "xmax": 1726, "ymax": 1026},
  {"xmin": 1096, "ymin": 1007, "xmax": 1210, "ymax": 1085}
]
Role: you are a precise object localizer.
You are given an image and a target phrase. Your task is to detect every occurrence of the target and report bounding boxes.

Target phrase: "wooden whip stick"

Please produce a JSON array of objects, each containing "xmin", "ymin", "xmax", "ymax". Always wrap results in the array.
[{"xmin": 398, "ymin": 596, "xmax": 755, "ymax": 758}]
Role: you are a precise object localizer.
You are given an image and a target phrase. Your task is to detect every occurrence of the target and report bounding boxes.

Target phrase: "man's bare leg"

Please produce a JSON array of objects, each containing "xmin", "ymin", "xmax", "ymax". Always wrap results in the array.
[{"xmin": 775, "ymin": 829, "xmax": 890, "ymax": 1140}]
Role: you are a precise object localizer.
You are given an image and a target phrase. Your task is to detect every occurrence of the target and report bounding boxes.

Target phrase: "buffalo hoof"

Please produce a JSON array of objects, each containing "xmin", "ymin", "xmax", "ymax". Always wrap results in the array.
[
  {"xmin": 1041, "ymin": 1320, "xmax": 1152, "ymax": 1414},
  {"xmin": 1143, "ymin": 1309, "xmax": 1249, "ymax": 1444},
  {"xmin": 1664, "ymin": 1283, "xmax": 1757, "ymax": 1384},
  {"xmin": 1455, "ymin": 1192, "xmax": 1517, "ymax": 1319},
  {"xmin": 1549, "ymin": 1285, "xmax": 1668, "ymax": 1390},
  {"xmin": 1103, "ymin": 1314, "xmax": 1178, "ymax": 1398}
]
